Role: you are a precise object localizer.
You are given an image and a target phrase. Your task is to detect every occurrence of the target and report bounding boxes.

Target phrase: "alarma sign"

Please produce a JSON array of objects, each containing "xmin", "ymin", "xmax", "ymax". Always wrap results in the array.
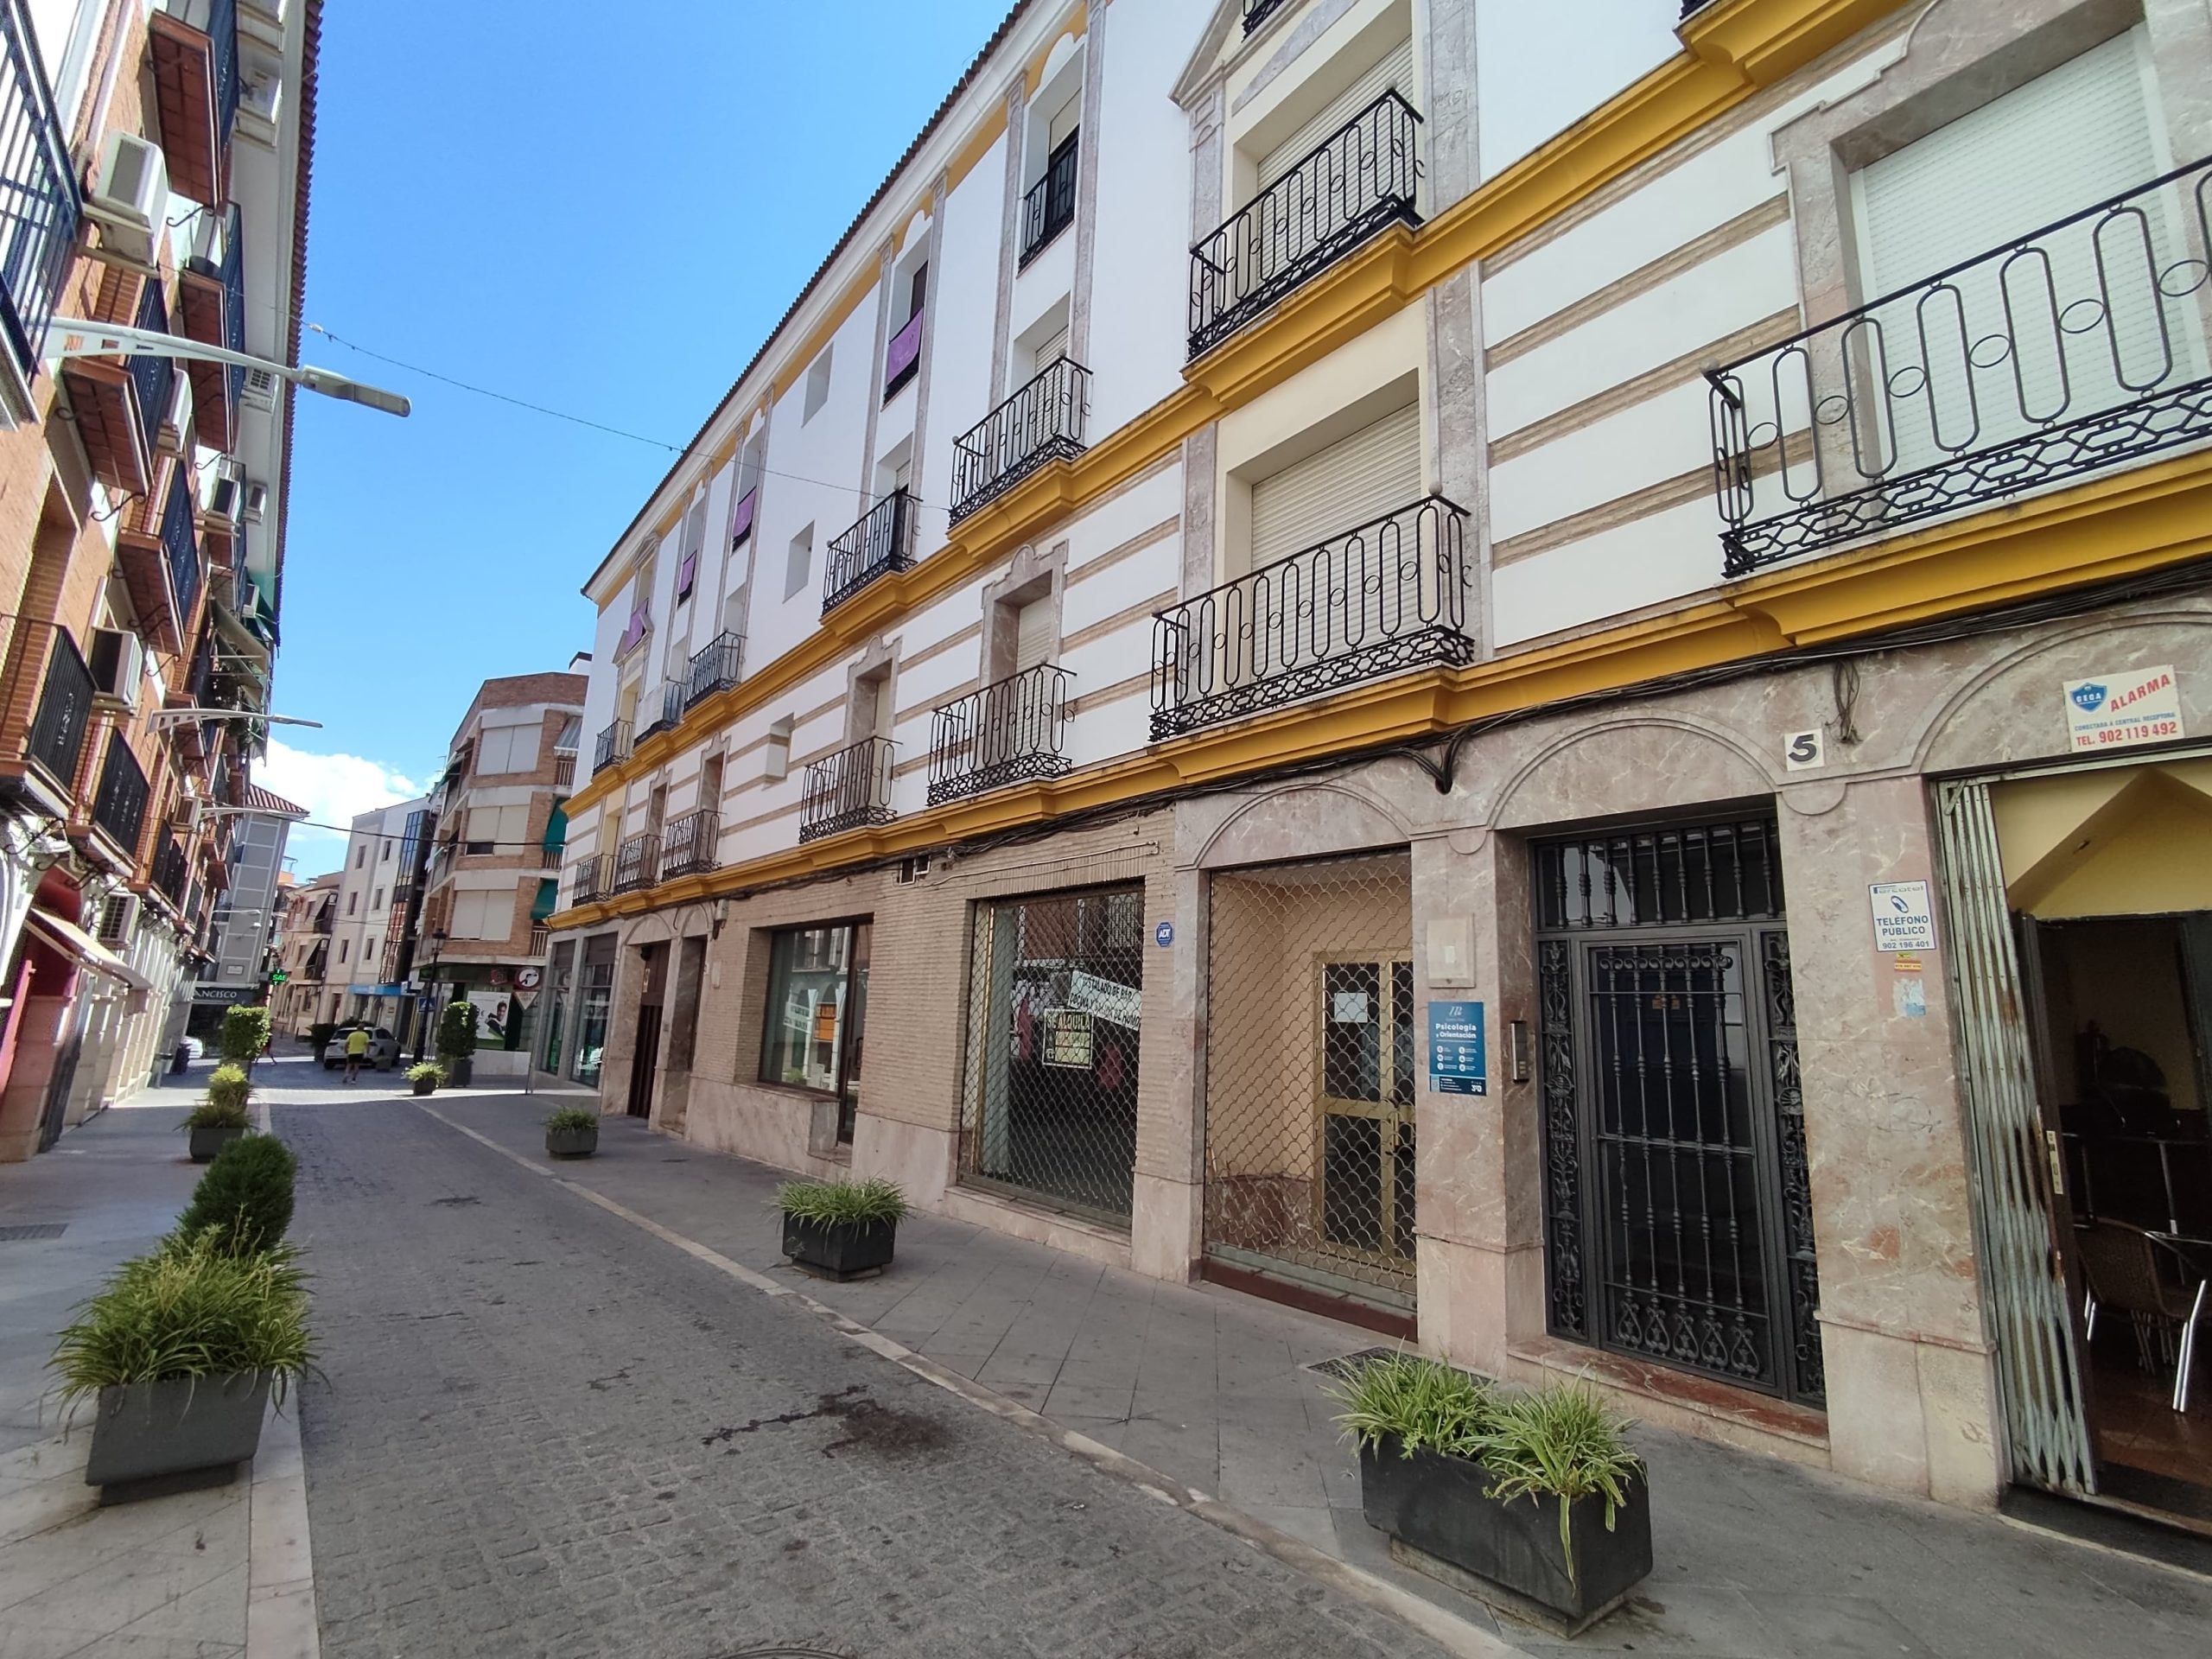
[{"xmin": 2063, "ymin": 665, "xmax": 2181, "ymax": 753}]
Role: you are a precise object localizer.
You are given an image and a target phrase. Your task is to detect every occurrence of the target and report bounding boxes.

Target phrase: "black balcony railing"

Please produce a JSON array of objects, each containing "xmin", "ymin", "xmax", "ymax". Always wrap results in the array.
[
  {"xmin": 1151, "ymin": 494, "xmax": 1474, "ymax": 739},
  {"xmin": 951, "ymin": 358, "xmax": 1090, "ymax": 523},
  {"xmin": 639, "ymin": 678, "xmax": 684, "ymax": 741},
  {"xmin": 1189, "ymin": 91, "xmax": 1421, "ymax": 359},
  {"xmin": 611, "ymin": 831, "xmax": 661, "ymax": 895},
  {"xmin": 799, "ymin": 737, "xmax": 896, "ymax": 842},
  {"xmin": 162, "ymin": 470, "xmax": 201, "ymax": 621},
  {"xmin": 1020, "ymin": 135, "xmax": 1079, "ymax": 267},
  {"xmin": 26, "ymin": 628, "xmax": 93, "ymax": 791},
  {"xmin": 209, "ymin": 200, "xmax": 245, "ymax": 411},
  {"xmin": 569, "ymin": 854, "xmax": 612, "ymax": 906},
  {"xmin": 823, "ymin": 489, "xmax": 918, "ymax": 613},
  {"xmin": 0, "ymin": 1, "xmax": 82, "ymax": 387},
  {"xmin": 130, "ymin": 278, "xmax": 176, "ymax": 458},
  {"xmin": 91, "ymin": 732, "xmax": 149, "ymax": 855},
  {"xmin": 686, "ymin": 631, "xmax": 743, "ymax": 709},
  {"xmin": 1244, "ymin": 0, "xmax": 1294, "ymax": 32},
  {"xmin": 1707, "ymin": 155, "xmax": 2212, "ymax": 577},
  {"xmin": 660, "ymin": 809, "xmax": 719, "ymax": 879},
  {"xmin": 591, "ymin": 720, "xmax": 632, "ymax": 776},
  {"xmin": 151, "ymin": 835, "xmax": 188, "ymax": 906},
  {"xmin": 927, "ymin": 664, "xmax": 1074, "ymax": 806},
  {"xmin": 209, "ymin": 0, "xmax": 240, "ymax": 141}
]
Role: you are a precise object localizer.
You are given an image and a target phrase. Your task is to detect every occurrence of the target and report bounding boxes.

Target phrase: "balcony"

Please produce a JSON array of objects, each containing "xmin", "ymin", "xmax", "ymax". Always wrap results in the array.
[
  {"xmin": 118, "ymin": 471, "xmax": 204, "ymax": 653},
  {"xmin": 611, "ymin": 831, "xmax": 661, "ymax": 895},
  {"xmin": 1707, "ymin": 155, "xmax": 2212, "ymax": 578},
  {"xmin": 88, "ymin": 732, "xmax": 150, "ymax": 860},
  {"xmin": 660, "ymin": 809, "xmax": 719, "ymax": 880},
  {"xmin": 24, "ymin": 628, "xmax": 94, "ymax": 798},
  {"xmin": 1150, "ymin": 494, "xmax": 1474, "ymax": 739},
  {"xmin": 0, "ymin": 3, "xmax": 80, "ymax": 402},
  {"xmin": 823, "ymin": 488, "xmax": 918, "ymax": 613},
  {"xmin": 64, "ymin": 280, "xmax": 176, "ymax": 495},
  {"xmin": 639, "ymin": 678, "xmax": 685, "ymax": 742},
  {"xmin": 1019, "ymin": 135, "xmax": 1078, "ymax": 267},
  {"xmin": 884, "ymin": 308, "xmax": 923, "ymax": 403},
  {"xmin": 927, "ymin": 664, "xmax": 1073, "ymax": 806},
  {"xmin": 950, "ymin": 358, "xmax": 1090, "ymax": 523},
  {"xmin": 177, "ymin": 201, "xmax": 245, "ymax": 449},
  {"xmin": 149, "ymin": 0, "xmax": 240, "ymax": 206},
  {"xmin": 591, "ymin": 720, "xmax": 632, "ymax": 776},
  {"xmin": 685, "ymin": 631, "xmax": 743, "ymax": 709},
  {"xmin": 799, "ymin": 737, "xmax": 896, "ymax": 843},
  {"xmin": 1244, "ymin": 0, "xmax": 1294, "ymax": 31},
  {"xmin": 1188, "ymin": 91, "xmax": 1421, "ymax": 359},
  {"xmin": 569, "ymin": 854, "xmax": 613, "ymax": 906},
  {"xmin": 150, "ymin": 835, "xmax": 189, "ymax": 908},
  {"xmin": 553, "ymin": 751, "xmax": 576, "ymax": 787}
]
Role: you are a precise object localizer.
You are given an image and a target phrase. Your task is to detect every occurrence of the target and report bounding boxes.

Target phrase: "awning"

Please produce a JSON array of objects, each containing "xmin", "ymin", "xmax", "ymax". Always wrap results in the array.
[
  {"xmin": 542, "ymin": 804, "xmax": 567, "ymax": 852},
  {"xmin": 530, "ymin": 879, "xmax": 559, "ymax": 922},
  {"xmin": 22, "ymin": 908, "xmax": 153, "ymax": 993},
  {"xmin": 210, "ymin": 598, "xmax": 272, "ymax": 671}
]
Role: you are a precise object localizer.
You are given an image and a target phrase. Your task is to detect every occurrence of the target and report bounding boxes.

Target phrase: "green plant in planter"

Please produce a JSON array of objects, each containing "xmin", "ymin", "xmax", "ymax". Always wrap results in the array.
[
  {"xmin": 1330, "ymin": 1350, "xmax": 1500, "ymax": 1459},
  {"xmin": 405, "ymin": 1061, "xmax": 446, "ymax": 1090},
  {"xmin": 543, "ymin": 1106, "xmax": 598, "ymax": 1135},
  {"xmin": 205, "ymin": 1064, "xmax": 251, "ymax": 1114},
  {"xmin": 1478, "ymin": 1383, "xmax": 1642, "ymax": 1567},
  {"xmin": 772, "ymin": 1177, "xmax": 910, "ymax": 1227},
  {"xmin": 175, "ymin": 1134, "xmax": 296, "ymax": 1257},
  {"xmin": 180, "ymin": 1096, "xmax": 249, "ymax": 1133},
  {"xmin": 219, "ymin": 1005, "xmax": 272, "ymax": 1066},
  {"xmin": 308, "ymin": 1021, "xmax": 337, "ymax": 1059},
  {"xmin": 435, "ymin": 1001, "xmax": 479, "ymax": 1062},
  {"xmin": 49, "ymin": 1232, "xmax": 312, "ymax": 1408}
]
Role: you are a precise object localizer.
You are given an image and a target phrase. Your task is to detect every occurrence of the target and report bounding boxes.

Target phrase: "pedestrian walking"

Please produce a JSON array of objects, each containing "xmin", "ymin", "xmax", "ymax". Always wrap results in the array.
[{"xmin": 343, "ymin": 1026, "xmax": 370, "ymax": 1084}]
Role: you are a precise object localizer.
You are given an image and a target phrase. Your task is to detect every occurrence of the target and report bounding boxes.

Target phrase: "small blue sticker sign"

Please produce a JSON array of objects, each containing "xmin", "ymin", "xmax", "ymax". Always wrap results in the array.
[
  {"xmin": 1154, "ymin": 921, "xmax": 1174, "ymax": 949},
  {"xmin": 1428, "ymin": 1001, "xmax": 1487, "ymax": 1096}
]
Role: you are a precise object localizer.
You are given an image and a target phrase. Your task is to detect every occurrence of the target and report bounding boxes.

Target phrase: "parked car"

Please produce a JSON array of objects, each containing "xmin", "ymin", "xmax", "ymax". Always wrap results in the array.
[{"xmin": 321, "ymin": 1026, "xmax": 399, "ymax": 1071}]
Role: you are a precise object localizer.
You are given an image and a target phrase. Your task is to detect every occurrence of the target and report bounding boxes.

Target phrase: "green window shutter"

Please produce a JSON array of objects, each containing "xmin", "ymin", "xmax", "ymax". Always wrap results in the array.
[{"xmin": 531, "ymin": 879, "xmax": 558, "ymax": 921}]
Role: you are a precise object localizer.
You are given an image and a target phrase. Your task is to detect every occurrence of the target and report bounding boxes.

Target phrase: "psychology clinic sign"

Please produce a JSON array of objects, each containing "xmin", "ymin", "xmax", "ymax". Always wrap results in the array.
[{"xmin": 2063, "ymin": 665, "xmax": 2181, "ymax": 753}]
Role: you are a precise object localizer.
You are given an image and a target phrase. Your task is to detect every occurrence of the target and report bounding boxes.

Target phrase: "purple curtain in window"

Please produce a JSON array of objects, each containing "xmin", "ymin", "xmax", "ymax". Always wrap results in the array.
[
  {"xmin": 617, "ymin": 604, "xmax": 649, "ymax": 656},
  {"xmin": 884, "ymin": 311, "xmax": 924, "ymax": 390},
  {"xmin": 729, "ymin": 488, "xmax": 757, "ymax": 546}
]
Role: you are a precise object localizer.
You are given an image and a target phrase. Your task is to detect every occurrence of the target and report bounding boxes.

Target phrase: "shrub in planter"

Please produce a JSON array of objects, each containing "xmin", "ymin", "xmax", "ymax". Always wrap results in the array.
[
  {"xmin": 181, "ymin": 1085, "xmax": 249, "ymax": 1163},
  {"xmin": 435, "ymin": 1001, "xmax": 479, "ymax": 1086},
  {"xmin": 175, "ymin": 1134, "xmax": 296, "ymax": 1257},
  {"xmin": 543, "ymin": 1105, "xmax": 598, "ymax": 1158},
  {"xmin": 50, "ymin": 1234, "xmax": 311, "ymax": 1495},
  {"xmin": 308, "ymin": 1022, "xmax": 337, "ymax": 1062},
  {"xmin": 405, "ymin": 1061, "xmax": 446, "ymax": 1097},
  {"xmin": 1333, "ymin": 1356, "xmax": 1649, "ymax": 1635},
  {"xmin": 773, "ymin": 1177, "xmax": 908, "ymax": 1280},
  {"xmin": 219, "ymin": 1005, "xmax": 272, "ymax": 1067}
]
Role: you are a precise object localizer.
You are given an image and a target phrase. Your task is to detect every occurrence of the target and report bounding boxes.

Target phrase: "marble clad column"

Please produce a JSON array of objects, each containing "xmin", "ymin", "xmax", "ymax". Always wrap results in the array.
[
  {"xmin": 1777, "ymin": 775, "xmax": 2002, "ymax": 1506},
  {"xmin": 1130, "ymin": 864, "xmax": 1205, "ymax": 1281}
]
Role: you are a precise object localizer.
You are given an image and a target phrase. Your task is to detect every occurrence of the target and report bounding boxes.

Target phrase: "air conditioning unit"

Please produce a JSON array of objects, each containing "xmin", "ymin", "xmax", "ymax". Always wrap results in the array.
[
  {"xmin": 97, "ymin": 893, "xmax": 137, "ymax": 946},
  {"xmin": 241, "ymin": 369, "xmax": 278, "ymax": 414},
  {"xmin": 157, "ymin": 366, "xmax": 192, "ymax": 451},
  {"xmin": 242, "ymin": 480, "xmax": 269, "ymax": 522},
  {"xmin": 86, "ymin": 627, "xmax": 145, "ymax": 711},
  {"xmin": 85, "ymin": 131, "xmax": 169, "ymax": 266}
]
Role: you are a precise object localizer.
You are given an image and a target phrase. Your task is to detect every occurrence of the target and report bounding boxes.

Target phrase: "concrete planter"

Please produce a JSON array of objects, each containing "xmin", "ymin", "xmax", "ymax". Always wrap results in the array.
[
  {"xmin": 187, "ymin": 1124, "xmax": 245, "ymax": 1163},
  {"xmin": 83, "ymin": 1374, "xmax": 272, "ymax": 1493},
  {"xmin": 544, "ymin": 1125, "xmax": 597, "ymax": 1159},
  {"xmin": 1357, "ymin": 1435, "xmax": 1650, "ymax": 1636},
  {"xmin": 781, "ymin": 1214, "xmax": 897, "ymax": 1280},
  {"xmin": 410, "ymin": 1078, "xmax": 437, "ymax": 1096},
  {"xmin": 442, "ymin": 1055, "xmax": 474, "ymax": 1087}
]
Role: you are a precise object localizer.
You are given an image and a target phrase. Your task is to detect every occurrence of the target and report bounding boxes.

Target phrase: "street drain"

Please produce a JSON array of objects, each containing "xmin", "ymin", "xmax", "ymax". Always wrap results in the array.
[
  {"xmin": 0, "ymin": 1223, "xmax": 66, "ymax": 1242},
  {"xmin": 429, "ymin": 1196, "xmax": 480, "ymax": 1206},
  {"xmin": 718, "ymin": 1649, "xmax": 849, "ymax": 1658},
  {"xmin": 1304, "ymin": 1344, "xmax": 1403, "ymax": 1381}
]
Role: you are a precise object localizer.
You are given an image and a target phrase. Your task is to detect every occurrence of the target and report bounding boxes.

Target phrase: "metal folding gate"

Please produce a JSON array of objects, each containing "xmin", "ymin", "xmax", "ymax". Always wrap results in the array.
[{"xmin": 1203, "ymin": 851, "xmax": 1416, "ymax": 1308}]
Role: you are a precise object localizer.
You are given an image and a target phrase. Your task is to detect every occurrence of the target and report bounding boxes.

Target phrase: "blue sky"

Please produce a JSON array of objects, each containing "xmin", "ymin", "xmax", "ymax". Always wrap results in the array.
[{"xmin": 264, "ymin": 0, "xmax": 1019, "ymax": 869}]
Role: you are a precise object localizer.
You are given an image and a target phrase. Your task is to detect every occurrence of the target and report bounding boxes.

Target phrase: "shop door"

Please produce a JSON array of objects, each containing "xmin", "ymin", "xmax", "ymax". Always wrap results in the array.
[
  {"xmin": 1316, "ymin": 957, "xmax": 1415, "ymax": 1263},
  {"xmin": 626, "ymin": 942, "xmax": 666, "ymax": 1121}
]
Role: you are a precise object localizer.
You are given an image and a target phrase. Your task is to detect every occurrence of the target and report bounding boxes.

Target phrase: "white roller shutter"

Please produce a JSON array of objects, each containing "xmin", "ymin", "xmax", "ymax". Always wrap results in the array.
[
  {"xmin": 1259, "ymin": 36, "xmax": 1414, "ymax": 187},
  {"xmin": 1013, "ymin": 596, "xmax": 1055, "ymax": 671},
  {"xmin": 1047, "ymin": 89, "xmax": 1081, "ymax": 153},
  {"xmin": 1035, "ymin": 322, "xmax": 1069, "ymax": 373},
  {"xmin": 1248, "ymin": 400, "xmax": 1422, "ymax": 573},
  {"xmin": 1853, "ymin": 30, "xmax": 2185, "ymax": 472}
]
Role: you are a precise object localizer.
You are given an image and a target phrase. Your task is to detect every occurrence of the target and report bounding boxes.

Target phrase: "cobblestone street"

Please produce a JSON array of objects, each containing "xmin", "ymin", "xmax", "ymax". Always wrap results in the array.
[{"xmin": 278, "ymin": 1089, "xmax": 1459, "ymax": 1658}]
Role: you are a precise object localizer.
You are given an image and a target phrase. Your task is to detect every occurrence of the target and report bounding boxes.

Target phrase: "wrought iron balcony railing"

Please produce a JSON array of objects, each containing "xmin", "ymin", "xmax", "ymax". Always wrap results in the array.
[
  {"xmin": 1020, "ymin": 135, "xmax": 1079, "ymax": 267},
  {"xmin": 1244, "ymin": 0, "xmax": 1294, "ymax": 32},
  {"xmin": 927, "ymin": 663, "xmax": 1074, "ymax": 806},
  {"xmin": 569, "ymin": 854, "xmax": 613, "ymax": 906},
  {"xmin": 799, "ymin": 736, "xmax": 896, "ymax": 842},
  {"xmin": 884, "ymin": 308, "xmax": 923, "ymax": 402},
  {"xmin": 950, "ymin": 358, "xmax": 1090, "ymax": 523},
  {"xmin": 1707, "ymin": 154, "xmax": 2212, "ymax": 577},
  {"xmin": 130, "ymin": 278, "xmax": 176, "ymax": 460},
  {"xmin": 660, "ymin": 808, "xmax": 719, "ymax": 879},
  {"xmin": 1189, "ymin": 91, "xmax": 1421, "ymax": 359},
  {"xmin": 162, "ymin": 469, "xmax": 201, "ymax": 622},
  {"xmin": 1150, "ymin": 494, "xmax": 1474, "ymax": 740},
  {"xmin": 26, "ymin": 627, "xmax": 93, "ymax": 791},
  {"xmin": 611, "ymin": 831, "xmax": 660, "ymax": 895},
  {"xmin": 639, "ymin": 678, "xmax": 685, "ymax": 741},
  {"xmin": 91, "ymin": 732, "xmax": 150, "ymax": 855},
  {"xmin": 823, "ymin": 488, "xmax": 918, "ymax": 613},
  {"xmin": 591, "ymin": 719, "xmax": 632, "ymax": 776},
  {"xmin": 0, "ymin": 0, "xmax": 80, "ymax": 390},
  {"xmin": 151, "ymin": 834, "xmax": 188, "ymax": 906},
  {"xmin": 686, "ymin": 631, "xmax": 743, "ymax": 709}
]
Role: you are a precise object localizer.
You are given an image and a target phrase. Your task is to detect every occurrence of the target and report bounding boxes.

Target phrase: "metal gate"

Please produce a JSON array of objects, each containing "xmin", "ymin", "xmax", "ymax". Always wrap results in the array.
[
  {"xmin": 1935, "ymin": 778, "xmax": 2096, "ymax": 1493},
  {"xmin": 960, "ymin": 885, "xmax": 1144, "ymax": 1222},
  {"xmin": 1534, "ymin": 819, "xmax": 1826, "ymax": 1405},
  {"xmin": 1203, "ymin": 851, "xmax": 1416, "ymax": 1308}
]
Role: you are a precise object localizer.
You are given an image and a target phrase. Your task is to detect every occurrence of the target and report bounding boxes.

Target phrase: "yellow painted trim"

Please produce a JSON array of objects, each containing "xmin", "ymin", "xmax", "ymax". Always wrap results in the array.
[
  {"xmin": 1026, "ymin": 6, "xmax": 1086, "ymax": 98},
  {"xmin": 766, "ymin": 259, "xmax": 887, "ymax": 406},
  {"xmin": 562, "ymin": 0, "xmax": 1917, "ymax": 811},
  {"xmin": 945, "ymin": 105, "xmax": 1010, "ymax": 196},
  {"xmin": 552, "ymin": 446, "xmax": 2212, "ymax": 930}
]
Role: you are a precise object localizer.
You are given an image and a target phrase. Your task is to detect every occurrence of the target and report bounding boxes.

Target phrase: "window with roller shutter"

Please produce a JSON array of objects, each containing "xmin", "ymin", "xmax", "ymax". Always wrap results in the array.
[
  {"xmin": 1256, "ymin": 37, "xmax": 1414, "ymax": 188},
  {"xmin": 1013, "ymin": 595, "xmax": 1055, "ymax": 672},
  {"xmin": 1247, "ymin": 400, "xmax": 1421, "ymax": 575}
]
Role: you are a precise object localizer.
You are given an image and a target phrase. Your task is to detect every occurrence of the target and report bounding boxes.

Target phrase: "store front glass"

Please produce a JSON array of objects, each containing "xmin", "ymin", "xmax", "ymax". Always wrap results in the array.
[{"xmin": 760, "ymin": 920, "xmax": 871, "ymax": 1143}]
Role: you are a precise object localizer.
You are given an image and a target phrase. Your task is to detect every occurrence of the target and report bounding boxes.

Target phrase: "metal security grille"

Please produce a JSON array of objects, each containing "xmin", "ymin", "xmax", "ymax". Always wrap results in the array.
[
  {"xmin": 1203, "ymin": 852, "xmax": 1416, "ymax": 1308},
  {"xmin": 961, "ymin": 885, "xmax": 1144, "ymax": 1223},
  {"xmin": 1534, "ymin": 819, "xmax": 1825, "ymax": 1406}
]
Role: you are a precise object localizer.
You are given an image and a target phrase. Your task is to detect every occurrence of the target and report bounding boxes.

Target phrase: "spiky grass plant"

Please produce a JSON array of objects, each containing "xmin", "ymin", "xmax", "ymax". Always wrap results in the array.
[
  {"xmin": 543, "ymin": 1106, "xmax": 599, "ymax": 1134},
  {"xmin": 181, "ymin": 1095, "xmax": 249, "ymax": 1132},
  {"xmin": 49, "ymin": 1233, "xmax": 311, "ymax": 1408},
  {"xmin": 205, "ymin": 1064, "xmax": 251, "ymax": 1114},
  {"xmin": 1328, "ymin": 1351, "xmax": 1500, "ymax": 1459},
  {"xmin": 1476, "ymin": 1383, "xmax": 1643, "ymax": 1581},
  {"xmin": 406, "ymin": 1062, "xmax": 447, "ymax": 1085},
  {"xmin": 772, "ymin": 1176, "xmax": 909, "ymax": 1227}
]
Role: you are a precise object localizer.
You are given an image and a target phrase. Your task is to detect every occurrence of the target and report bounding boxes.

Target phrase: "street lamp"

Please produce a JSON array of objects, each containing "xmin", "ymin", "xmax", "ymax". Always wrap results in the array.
[{"xmin": 42, "ymin": 321, "xmax": 411, "ymax": 416}]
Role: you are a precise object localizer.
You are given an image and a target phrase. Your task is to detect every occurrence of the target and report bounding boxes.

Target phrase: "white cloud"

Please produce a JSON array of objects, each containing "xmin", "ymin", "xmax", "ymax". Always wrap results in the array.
[{"xmin": 257, "ymin": 739, "xmax": 421, "ymax": 876}]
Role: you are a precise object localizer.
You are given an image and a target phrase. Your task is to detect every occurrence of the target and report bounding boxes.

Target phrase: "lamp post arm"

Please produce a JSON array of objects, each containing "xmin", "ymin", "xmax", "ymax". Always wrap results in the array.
[{"xmin": 41, "ymin": 320, "xmax": 412, "ymax": 417}]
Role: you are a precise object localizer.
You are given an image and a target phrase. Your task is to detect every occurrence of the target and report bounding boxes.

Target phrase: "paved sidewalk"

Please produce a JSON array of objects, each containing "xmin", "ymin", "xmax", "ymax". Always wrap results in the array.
[
  {"xmin": 0, "ymin": 1066, "xmax": 320, "ymax": 1659},
  {"xmin": 420, "ymin": 1091, "xmax": 2212, "ymax": 1659}
]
